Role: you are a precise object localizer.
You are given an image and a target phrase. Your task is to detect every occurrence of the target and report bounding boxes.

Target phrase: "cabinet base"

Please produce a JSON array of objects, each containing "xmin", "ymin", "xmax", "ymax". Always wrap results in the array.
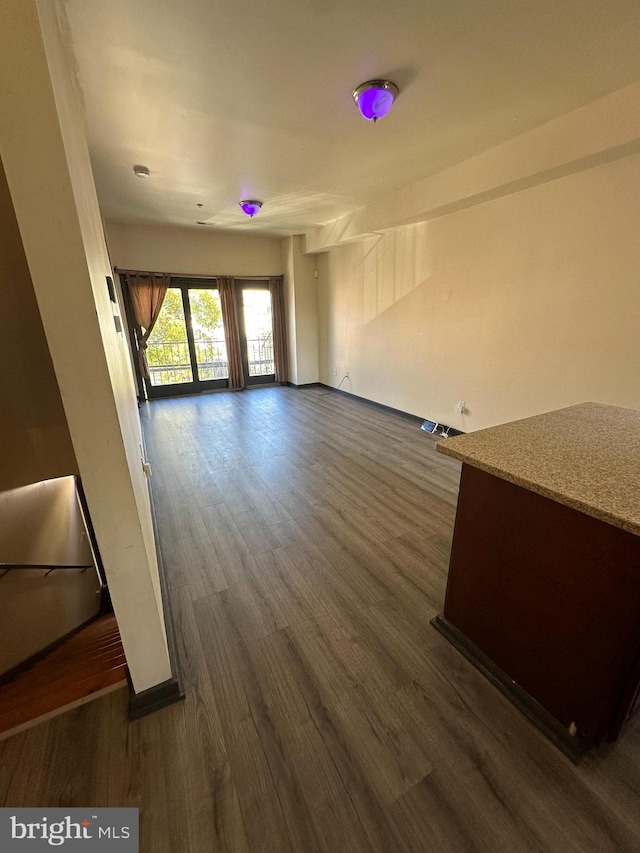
[{"xmin": 431, "ymin": 614, "xmax": 589, "ymax": 762}]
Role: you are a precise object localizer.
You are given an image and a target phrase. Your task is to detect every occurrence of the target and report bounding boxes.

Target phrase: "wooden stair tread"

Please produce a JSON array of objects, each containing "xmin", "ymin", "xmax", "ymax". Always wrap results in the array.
[
  {"xmin": 0, "ymin": 614, "xmax": 127, "ymax": 738},
  {"xmin": 0, "ymin": 668, "xmax": 127, "ymax": 732},
  {"xmin": 0, "ymin": 650, "xmax": 127, "ymax": 700},
  {"xmin": 16, "ymin": 642, "xmax": 122, "ymax": 672}
]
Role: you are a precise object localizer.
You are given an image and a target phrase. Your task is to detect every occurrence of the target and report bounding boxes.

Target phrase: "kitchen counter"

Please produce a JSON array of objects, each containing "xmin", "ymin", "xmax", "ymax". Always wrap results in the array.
[
  {"xmin": 436, "ymin": 402, "xmax": 640, "ymax": 536},
  {"xmin": 433, "ymin": 402, "xmax": 640, "ymax": 757}
]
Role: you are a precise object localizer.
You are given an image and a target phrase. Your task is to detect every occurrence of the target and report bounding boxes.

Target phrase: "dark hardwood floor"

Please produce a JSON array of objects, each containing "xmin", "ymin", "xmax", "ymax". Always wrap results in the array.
[{"xmin": 2, "ymin": 386, "xmax": 640, "ymax": 851}]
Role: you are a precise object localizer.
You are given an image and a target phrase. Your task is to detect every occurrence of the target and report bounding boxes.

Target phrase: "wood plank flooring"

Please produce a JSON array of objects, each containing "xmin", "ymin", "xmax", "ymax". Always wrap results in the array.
[{"xmin": 2, "ymin": 386, "xmax": 640, "ymax": 852}]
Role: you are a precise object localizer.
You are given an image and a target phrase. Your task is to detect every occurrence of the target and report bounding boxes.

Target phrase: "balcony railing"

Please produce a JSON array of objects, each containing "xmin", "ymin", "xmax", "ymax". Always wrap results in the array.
[
  {"xmin": 147, "ymin": 337, "xmax": 274, "ymax": 385},
  {"xmin": 194, "ymin": 338, "xmax": 230, "ymax": 382},
  {"xmin": 247, "ymin": 337, "xmax": 274, "ymax": 377}
]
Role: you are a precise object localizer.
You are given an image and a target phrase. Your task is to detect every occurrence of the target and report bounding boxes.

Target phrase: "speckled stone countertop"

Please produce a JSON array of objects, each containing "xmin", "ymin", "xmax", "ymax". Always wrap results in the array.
[{"xmin": 437, "ymin": 403, "xmax": 640, "ymax": 536}]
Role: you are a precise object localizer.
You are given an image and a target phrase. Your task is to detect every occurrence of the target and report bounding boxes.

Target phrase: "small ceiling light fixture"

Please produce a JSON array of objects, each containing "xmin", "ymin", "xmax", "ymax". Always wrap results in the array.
[
  {"xmin": 133, "ymin": 164, "xmax": 150, "ymax": 178},
  {"xmin": 353, "ymin": 79, "xmax": 399, "ymax": 122},
  {"xmin": 239, "ymin": 200, "xmax": 263, "ymax": 217}
]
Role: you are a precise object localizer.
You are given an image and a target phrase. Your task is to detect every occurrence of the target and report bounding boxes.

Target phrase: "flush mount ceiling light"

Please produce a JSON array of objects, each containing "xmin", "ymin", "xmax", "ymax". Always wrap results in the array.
[
  {"xmin": 239, "ymin": 200, "xmax": 263, "ymax": 217},
  {"xmin": 133, "ymin": 164, "xmax": 150, "ymax": 178},
  {"xmin": 353, "ymin": 79, "xmax": 399, "ymax": 122}
]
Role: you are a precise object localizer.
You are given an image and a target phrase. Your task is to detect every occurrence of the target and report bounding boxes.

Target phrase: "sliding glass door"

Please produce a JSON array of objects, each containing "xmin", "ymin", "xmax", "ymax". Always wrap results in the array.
[{"xmin": 145, "ymin": 280, "xmax": 228, "ymax": 398}]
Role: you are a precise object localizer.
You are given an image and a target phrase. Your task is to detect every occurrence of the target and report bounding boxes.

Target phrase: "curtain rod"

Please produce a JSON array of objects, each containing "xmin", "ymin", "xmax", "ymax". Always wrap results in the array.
[{"xmin": 115, "ymin": 268, "xmax": 282, "ymax": 281}]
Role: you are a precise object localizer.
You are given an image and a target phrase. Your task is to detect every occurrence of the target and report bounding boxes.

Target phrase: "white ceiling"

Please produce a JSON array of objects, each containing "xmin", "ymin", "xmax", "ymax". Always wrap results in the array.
[{"xmin": 64, "ymin": 0, "xmax": 640, "ymax": 237}]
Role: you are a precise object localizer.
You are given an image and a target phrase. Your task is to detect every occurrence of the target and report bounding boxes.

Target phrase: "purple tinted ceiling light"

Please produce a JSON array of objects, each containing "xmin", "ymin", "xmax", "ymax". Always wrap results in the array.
[
  {"xmin": 353, "ymin": 79, "xmax": 399, "ymax": 122},
  {"xmin": 239, "ymin": 200, "xmax": 263, "ymax": 217}
]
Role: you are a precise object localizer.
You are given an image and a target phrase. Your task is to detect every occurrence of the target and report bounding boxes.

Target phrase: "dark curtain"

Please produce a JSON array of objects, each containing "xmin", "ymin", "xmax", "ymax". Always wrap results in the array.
[
  {"xmin": 269, "ymin": 276, "xmax": 288, "ymax": 383},
  {"xmin": 127, "ymin": 272, "xmax": 170, "ymax": 379},
  {"xmin": 218, "ymin": 276, "xmax": 245, "ymax": 390}
]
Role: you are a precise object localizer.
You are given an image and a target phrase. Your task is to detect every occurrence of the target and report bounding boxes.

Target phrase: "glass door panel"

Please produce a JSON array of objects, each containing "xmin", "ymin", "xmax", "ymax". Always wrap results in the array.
[
  {"xmin": 131, "ymin": 278, "xmax": 276, "ymax": 397},
  {"xmin": 241, "ymin": 288, "xmax": 274, "ymax": 382},
  {"xmin": 146, "ymin": 287, "xmax": 194, "ymax": 389},
  {"xmin": 188, "ymin": 289, "xmax": 229, "ymax": 383}
]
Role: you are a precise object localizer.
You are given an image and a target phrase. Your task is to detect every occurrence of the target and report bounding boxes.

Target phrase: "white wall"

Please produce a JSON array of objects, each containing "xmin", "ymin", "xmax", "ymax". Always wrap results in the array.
[
  {"xmin": 107, "ymin": 222, "xmax": 282, "ymax": 277},
  {"xmin": 281, "ymin": 235, "xmax": 319, "ymax": 385},
  {"xmin": 0, "ymin": 0, "xmax": 172, "ymax": 692},
  {"xmin": 290, "ymin": 236, "xmax": 319, "ymax": 385},
  {"xmin": 282, "ymin": 237, "xmax": 299, "ymax": 384},
  {"xmin": 0, "ymin": 477, "xmax": 100, "ymax": 674},
  {"xmin": 317, "ymin": 151, "xmax": 640, "ymax": 431},
  {"xmin": 0, "ymin": 158, "xmax": 77, "ymax": 490}
]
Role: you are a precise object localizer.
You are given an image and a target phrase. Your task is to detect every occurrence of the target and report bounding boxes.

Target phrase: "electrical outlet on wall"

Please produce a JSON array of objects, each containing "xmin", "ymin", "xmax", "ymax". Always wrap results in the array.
[
  {"xmin": 345, "ymin": 370, "xmax": 350, "ymax": 378},
  {"xmin": 333, "ymin": 367, "xmax": 337, "ymax": 377},
  {"xmin": 456, "ymin": 401, "xmax": 466, "ymax": 415}
]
